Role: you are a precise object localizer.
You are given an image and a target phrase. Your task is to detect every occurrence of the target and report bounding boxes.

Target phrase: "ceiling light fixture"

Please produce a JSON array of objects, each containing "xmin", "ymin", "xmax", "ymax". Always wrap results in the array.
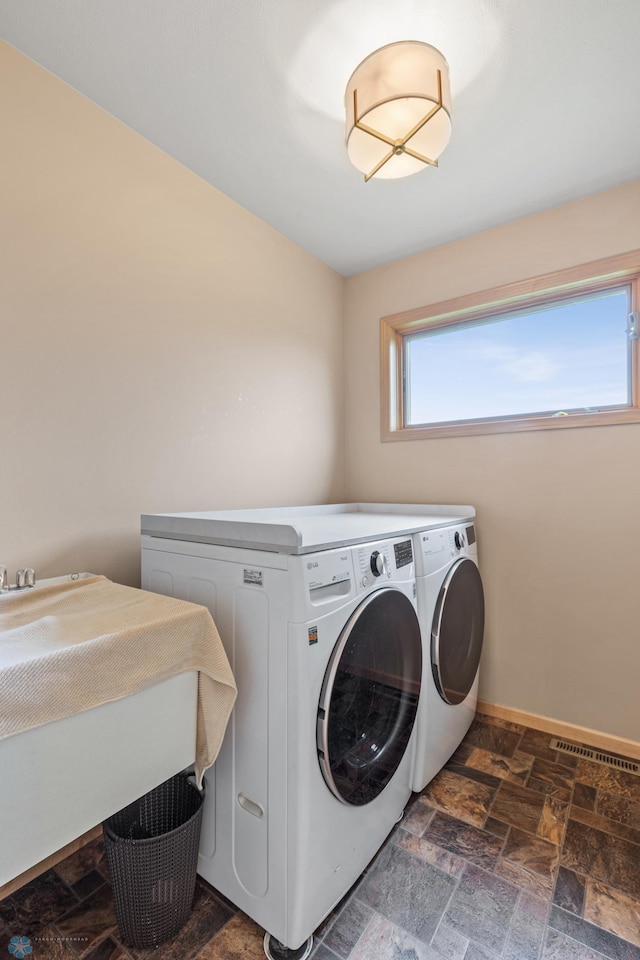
[{"xmin": 345, "ymin": 41, "xmax": 452, "ymax": 182}]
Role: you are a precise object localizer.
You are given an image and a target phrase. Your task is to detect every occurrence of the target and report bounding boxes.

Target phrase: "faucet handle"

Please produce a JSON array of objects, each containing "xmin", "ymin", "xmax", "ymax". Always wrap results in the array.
[
  {"xmin": 24, "ymin": 568, "xmax": 36, "ymax": 587},
  {"xmin": 15, "ymin": 569, "xmax": 26, "ymax": 588},
  {"xmin": 0, "ymin": 565, "xmax": 7, "ymax": 591}
]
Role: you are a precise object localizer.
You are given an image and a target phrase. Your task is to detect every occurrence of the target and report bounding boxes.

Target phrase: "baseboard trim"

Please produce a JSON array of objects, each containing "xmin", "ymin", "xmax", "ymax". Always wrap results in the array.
[{"xmin": 477, "ymin": 700, "xmax": 640, "ymax": 762}]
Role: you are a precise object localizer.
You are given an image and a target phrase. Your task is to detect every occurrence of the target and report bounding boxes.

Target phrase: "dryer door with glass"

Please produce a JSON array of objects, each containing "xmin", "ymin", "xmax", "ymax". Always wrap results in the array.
[
  {"xmin": 431, "ymin": 558, "xmax": 484, "ymax": 706},
  {"xmin": 317, "ymin": 588, "xmax": 422, "ymax": 806}
]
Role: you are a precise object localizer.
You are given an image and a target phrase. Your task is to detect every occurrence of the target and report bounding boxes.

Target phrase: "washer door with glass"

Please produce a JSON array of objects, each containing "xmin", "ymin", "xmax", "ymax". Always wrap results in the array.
[
  {"xmin": 431, "ymin": 558, "xmax": 484, "ymax": 706},
  {"xmin": 317, "ymin": 588, "xmax": 422, "ymax": 806}
]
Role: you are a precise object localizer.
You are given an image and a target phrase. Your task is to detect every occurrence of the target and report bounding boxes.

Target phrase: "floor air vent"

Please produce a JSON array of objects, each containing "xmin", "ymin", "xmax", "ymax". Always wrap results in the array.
[{"xmin": 550, "ymin": 738, "xmax": 640, "ymax": 775}]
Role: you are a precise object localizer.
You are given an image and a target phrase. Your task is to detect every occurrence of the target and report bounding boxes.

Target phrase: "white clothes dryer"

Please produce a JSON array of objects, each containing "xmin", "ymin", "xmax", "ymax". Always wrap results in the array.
[
  {"xmin": 141, "ymin": 525, "xmax": 423, "ymax": 956},
  {"xmin": 411, "ymin": 518, "xmax": 485, "ymax": 793}
]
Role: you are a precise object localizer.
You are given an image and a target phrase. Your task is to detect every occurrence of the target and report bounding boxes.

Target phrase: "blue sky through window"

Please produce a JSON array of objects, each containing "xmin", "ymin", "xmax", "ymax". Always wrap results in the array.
[{"xmin": 405, "ymin": 288, "xmax": 630, "ymax": 425}]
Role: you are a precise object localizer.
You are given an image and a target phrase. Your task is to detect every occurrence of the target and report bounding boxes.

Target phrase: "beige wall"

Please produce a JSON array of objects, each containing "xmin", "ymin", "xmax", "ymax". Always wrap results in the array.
[
  {"xmin": 344, "ymin": 180, "xmax": 640, "ymax": 743},
  {"xmin": 0, "ymin": 43, "xmax": 345, "ymax": 586}
]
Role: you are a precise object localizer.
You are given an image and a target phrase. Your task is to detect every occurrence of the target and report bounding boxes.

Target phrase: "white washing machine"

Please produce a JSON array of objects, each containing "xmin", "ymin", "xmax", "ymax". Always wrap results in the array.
[
  {"xmin": 411, "ymin": 517, "xmax": 485, "ymax": 792},
  {"xmin": 141, "ymin": 507, "xmax": 435, "ymax": 957}
]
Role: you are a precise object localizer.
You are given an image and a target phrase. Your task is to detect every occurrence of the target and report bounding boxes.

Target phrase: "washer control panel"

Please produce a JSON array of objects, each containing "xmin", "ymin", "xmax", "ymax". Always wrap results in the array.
[
  {"xmin": 394, "ymin": 539, "xmax": 413, "ymax": 568},
  {"xmin": 369, "ymin": 550, "xmax": 387, "ymax": 578},
  {"xmin": 356, "ymin": 543, "xmax": 392, "ymax": 588},
  {"xmin": 354, "ymin": 538, "xmax": 414, "ymax": 590},
  {"xmin": 302, "ymin": 536, "xmax": 417, "ymax": 608}
]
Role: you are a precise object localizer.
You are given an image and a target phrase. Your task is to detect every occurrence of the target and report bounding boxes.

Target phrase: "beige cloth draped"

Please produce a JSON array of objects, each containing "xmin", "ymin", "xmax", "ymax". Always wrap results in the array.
[{"xmin": 0, "ymin": 576, "xmax": 236, "ymax": 786}]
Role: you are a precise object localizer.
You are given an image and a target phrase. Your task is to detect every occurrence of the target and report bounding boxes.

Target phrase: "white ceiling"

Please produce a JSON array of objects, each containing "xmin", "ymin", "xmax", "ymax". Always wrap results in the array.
[{"xmin": 2, "ymin": 0, "xmax": 640, "ymax": 276}]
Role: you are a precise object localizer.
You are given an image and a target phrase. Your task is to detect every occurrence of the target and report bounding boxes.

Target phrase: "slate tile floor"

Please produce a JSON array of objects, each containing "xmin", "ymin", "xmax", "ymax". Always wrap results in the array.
[{"xmin": 2, "ymin": 714, "xmax": 640, "ymax": 960}]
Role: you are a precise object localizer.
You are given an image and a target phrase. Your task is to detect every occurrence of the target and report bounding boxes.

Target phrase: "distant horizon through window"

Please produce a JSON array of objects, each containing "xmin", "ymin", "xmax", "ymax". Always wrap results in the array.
[{"xmin": 405, "ymin": 287, "xmax": 631, "ymax": 427}]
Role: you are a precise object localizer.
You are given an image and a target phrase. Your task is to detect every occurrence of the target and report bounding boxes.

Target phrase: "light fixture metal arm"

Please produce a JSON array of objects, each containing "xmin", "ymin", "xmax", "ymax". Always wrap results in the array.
[
  {"xmin": 399, "ymin": 70, "xmax": 444, "ymax": 147},
  {"xmin": 403, "ymin": 146, "xmax": 438, "ymax": 168},
  {"xmin": 364, "ymin": 148, "xmax": 395, "ymax": 182},
  {"xmin": 352, "ymin": 90, "xmax": 396, "ymax": 148}
]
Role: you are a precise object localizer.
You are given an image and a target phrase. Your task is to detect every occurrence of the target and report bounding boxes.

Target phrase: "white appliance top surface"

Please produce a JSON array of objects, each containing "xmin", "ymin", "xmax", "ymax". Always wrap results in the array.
[{"xmin": 141, "ymin": 503, "xmax": 476, "ymax": 554}]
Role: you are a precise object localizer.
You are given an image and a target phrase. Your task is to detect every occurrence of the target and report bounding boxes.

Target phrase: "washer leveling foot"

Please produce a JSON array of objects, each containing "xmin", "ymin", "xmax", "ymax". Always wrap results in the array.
[{"xmin": 263, "ymin": 932, "xmax": 313, "ymax": 960}]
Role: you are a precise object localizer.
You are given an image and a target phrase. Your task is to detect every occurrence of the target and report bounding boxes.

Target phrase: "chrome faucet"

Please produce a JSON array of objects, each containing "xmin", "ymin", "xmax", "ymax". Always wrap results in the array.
[
  {"xmin": 0, "ymin": 566, "xmax": 36, "ymax": 591},
  {"xmin": 15, "ymin": 569, "xmax": 36, "ymax": 589}
]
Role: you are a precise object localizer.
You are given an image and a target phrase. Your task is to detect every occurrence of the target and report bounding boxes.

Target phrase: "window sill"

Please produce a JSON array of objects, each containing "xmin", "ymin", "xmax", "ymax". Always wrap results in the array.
[{"xmin": 382, "ymin": 407, "xmax": 640, "ymax": 441}]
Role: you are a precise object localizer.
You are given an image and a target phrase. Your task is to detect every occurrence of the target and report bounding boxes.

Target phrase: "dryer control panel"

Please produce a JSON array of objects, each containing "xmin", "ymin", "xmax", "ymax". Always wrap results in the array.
[{"xmin": 414, "ymin": 523, "xmax": 478, "ymax": 577}]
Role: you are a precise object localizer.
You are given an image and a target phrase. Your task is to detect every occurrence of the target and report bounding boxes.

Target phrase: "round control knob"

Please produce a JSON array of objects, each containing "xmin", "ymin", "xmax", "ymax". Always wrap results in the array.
[
  {"xmin": 370, "ymin": 550, "xmax": 386, "ymax": 577},
  {"xmin": 454, "ymin": 531, "xmax": 465, "ymax": 550}
]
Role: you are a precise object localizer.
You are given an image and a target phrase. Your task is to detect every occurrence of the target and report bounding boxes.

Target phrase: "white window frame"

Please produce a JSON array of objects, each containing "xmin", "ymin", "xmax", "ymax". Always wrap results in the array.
[{"xmin": 381, "ymin": 251, "xmax": 640, "ymax": 441}]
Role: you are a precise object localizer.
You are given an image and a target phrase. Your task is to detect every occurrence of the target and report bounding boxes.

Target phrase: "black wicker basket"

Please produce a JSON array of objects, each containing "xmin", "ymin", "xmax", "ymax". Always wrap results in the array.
[{"xmin": 103, "ymin": 773, "xmax": 204, "ymax": 949}]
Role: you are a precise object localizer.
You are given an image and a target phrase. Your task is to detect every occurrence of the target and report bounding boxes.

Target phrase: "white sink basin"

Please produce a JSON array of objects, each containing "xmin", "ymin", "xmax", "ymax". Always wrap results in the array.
[
  {"xmin": 1, "ymin": 671, "xmax": 197, "ymax": 888},
  {"xmin": 0, "ymin": 575, "xmax": 198, "ymax": 888}
]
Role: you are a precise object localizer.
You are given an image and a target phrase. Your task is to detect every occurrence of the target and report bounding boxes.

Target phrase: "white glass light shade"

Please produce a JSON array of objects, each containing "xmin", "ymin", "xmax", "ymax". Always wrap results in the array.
[{"xmin": 345, "ymin": 41, "xmax": 452, "ymax": 181}]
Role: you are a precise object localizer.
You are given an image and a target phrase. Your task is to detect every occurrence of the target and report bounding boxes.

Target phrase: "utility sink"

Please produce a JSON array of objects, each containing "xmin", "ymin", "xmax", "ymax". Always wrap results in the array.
[{"xmin": 0, "ymin": 575, "xmax": 198, "ymax": 890}]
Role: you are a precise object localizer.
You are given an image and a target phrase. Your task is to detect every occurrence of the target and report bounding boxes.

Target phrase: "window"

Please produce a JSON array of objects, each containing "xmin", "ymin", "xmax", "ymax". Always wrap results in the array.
[{"xmin": 381, "ymin": 252, "xmax": 640, "ymax": 440}]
